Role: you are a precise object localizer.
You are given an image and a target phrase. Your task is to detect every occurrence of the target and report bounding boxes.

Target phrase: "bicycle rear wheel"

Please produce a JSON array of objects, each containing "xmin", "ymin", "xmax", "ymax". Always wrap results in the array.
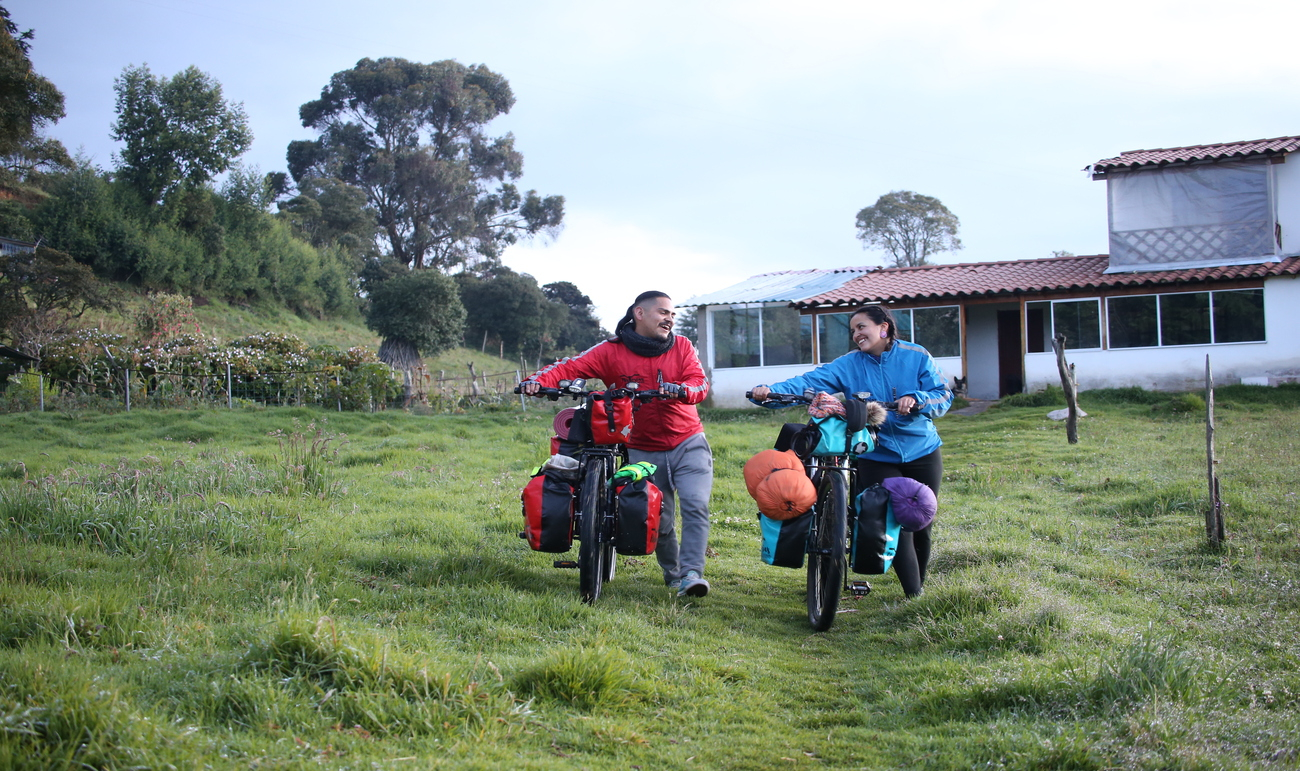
[
  {"xmin": 579, "ymin": 457, "xmax": 608, "ymax": 603},
  {"xmin": 807, "ymin": 469, "xmax": 847, "ymax": 631}
]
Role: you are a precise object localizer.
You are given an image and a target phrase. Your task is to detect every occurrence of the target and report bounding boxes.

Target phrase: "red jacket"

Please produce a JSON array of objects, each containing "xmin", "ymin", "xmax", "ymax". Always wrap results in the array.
[{"xmin": 530, "ymin": 337, "xmax": 709, "ymax": 452}]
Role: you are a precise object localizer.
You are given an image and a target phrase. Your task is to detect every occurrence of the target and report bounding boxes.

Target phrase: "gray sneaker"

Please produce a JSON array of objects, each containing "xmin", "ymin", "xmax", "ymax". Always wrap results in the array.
[{"xmin": 677, "ymin": 570, "xmax": 709, "ymax": 597}]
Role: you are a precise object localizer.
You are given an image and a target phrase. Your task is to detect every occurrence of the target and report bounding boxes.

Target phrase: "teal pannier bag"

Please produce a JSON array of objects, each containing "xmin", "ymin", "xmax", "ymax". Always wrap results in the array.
[
  {"xmin": 810, "ymin": 416, "xmax": 875, "ymax": 457},
  {"xmin": 759, "ymin": 509, "xmax": 813, "ymax": 568},
  {"xmin": 850, "ymin": 484, "xmax": 899, "ymax": 574}
]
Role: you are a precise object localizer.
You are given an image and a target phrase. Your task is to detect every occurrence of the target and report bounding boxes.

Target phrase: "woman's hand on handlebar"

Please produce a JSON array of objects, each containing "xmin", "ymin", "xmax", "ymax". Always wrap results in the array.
[
  {"xmin": 749, "ymin": 385, "xmax": 770, "ymax": 402},
  {"xmin": 896, "ymin": 394, "xmax": 917, "ymax": 415},
  {"xmin": 519, "ymin": 380, "xmax": 542, "ymax": 396}
]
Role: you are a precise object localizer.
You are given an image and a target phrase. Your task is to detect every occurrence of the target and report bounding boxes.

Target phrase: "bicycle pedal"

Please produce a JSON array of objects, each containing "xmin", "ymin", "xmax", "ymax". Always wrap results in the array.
[
  {"xmin": 552, "ymin": 560, "xmax": 579, "ymax": 569},
  {"xmin": 850, "ymin": 580, "xmax": 872, "ymax": 598}
]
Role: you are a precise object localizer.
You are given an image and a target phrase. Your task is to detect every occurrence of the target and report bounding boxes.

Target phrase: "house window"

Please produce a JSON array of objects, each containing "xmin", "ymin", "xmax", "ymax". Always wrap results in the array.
[
  {"xmin": 1213, "ymin": 289, "xmax": 1265, "ymax": 343},
  {"xmin": 816, "ymin": 313, "xmax": 852, "ymax": 362},
  {"xmin": 911, "ymin": 306, "xmax": 961, "ymax": 358},
  {"xmin": 711, "ymin": 305, "xmax": 812, "ymax": 369},
  {"xmin": 1026, "ymin": 299, "xmax": 1101, "ymax": 350},
  {"xmin": 1106, "ymin": 289, "xmax": 1265, "ymax": 348},
  {"xmin": 816, "ymin": 306, "xmax": 961, "ymax": 360},
  {"xmin": 1107, "ymin": 295, "xmax": 1159, "ymax": 348},
  {"xmin": 1160, "ymin": 292, "xmax": 1211, "ymax": 346}
]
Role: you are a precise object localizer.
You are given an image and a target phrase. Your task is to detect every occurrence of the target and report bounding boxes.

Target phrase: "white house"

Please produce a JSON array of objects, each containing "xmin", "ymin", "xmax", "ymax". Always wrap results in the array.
[{"xmin": 689, "ymin": 135, "xmax": 1300, "ymax": 407}]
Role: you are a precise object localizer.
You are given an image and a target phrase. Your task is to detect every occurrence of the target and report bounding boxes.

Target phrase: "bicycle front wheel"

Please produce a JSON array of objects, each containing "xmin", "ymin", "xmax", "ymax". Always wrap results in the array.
[
  {"xmin": 807, "ymin": 468, "xmax": 847, "ymax": 631},
  {"xmin": 578, "ymin": 457, "xmax": 608, "ymax": 603}
]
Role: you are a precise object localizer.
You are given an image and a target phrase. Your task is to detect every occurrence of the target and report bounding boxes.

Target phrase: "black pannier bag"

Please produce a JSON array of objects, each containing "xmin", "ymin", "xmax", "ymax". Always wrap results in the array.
[
  {"xmin": 759, "ymin": 509, "xmax": 814, "ymax": 568},
  {"xmin": 614, "ymin": 479, "xmax": 662, "ymax": 555},
  {"xmin": 850, "ymin": 484, "xmax": 899, "ymax": 574},
  {"xmin": 521, "ymin": 471, "xmax": 576, "ymax": 552}
]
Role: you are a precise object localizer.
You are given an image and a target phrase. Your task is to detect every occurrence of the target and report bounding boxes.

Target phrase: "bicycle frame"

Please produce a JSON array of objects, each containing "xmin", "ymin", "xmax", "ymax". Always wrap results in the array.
[{"xmin": 517, "ymin": 380, "xmax": 669, "ymax": 603}]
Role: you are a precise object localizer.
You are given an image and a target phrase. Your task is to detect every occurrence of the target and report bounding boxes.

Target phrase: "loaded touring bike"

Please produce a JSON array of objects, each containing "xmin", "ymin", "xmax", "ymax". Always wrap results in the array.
[
  {"xmin": 516, "ymin": 379, "xmax": 669, "ymax": 603},
  {"xmin": 748, "ymin": 390, "xmax": 914, "ymax": 631}
]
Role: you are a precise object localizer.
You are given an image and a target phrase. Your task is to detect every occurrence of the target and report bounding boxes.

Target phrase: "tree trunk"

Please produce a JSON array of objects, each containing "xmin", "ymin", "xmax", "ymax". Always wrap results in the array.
[
  {"xmin": 1205, "ymin": 356, "xmax": 1225, "ymax": 547},
  {"xmin": 1052, "ymin": 333, "xmax": 1079, "ymax": 444}
]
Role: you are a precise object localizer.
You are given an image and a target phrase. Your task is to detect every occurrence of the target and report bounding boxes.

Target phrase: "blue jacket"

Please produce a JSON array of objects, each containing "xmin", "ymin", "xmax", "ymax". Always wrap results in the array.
[{"xmin": 757, "ymin": 341, "xmax": 952, "ymax": 464}]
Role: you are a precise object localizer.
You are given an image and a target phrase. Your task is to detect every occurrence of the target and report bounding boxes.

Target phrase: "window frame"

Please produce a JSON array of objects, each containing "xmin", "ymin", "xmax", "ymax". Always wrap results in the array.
[
  {"xmin": 1104, "ymin": 288, "xmax": 1266, "ymax": 349},
  {"xmin": 1025, "ymin": 298, "xmax": 1103, "ymax": 352},
  {"xmin": 708, "ymin": 303, "xmax": 813, "ymax": 369}
]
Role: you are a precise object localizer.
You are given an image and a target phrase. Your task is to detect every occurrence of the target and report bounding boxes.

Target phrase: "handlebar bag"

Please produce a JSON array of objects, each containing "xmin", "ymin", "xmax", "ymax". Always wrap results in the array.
[
  {"xmin": 810, "ymin": 416, "xmax": 875, "ymax": 457},
  {"xmin": 521, "ymin": 471, "xmax": 576, "ymax": 552},
  {"xmin": 759, "ymin": 508, "xmax": 813, "ymax": 568},
  {"xmin": 850, "ymin": 484, "xmax": 899, "ymax": 574},
  {"xmin": 589, "ymin": 393, "xmax": 634, "ymax": 445},
  {"xmin": 614, "ymin": 479, "xmax": 662, "ymax": 555}
]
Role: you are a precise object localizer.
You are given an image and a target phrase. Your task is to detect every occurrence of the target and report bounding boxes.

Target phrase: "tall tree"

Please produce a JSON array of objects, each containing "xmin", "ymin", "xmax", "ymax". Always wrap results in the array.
[
  {"xmin": 0, "ymin": 5, "xmax": 70, "ymax": 198},
  {"xmin": 542, "ymin": 280, "xmax": 605, "ymax": 353},
  {"xmin": 288, "ymin": 57, "xmax": 564, "ymax": 271},
  {"xmin": 111, "ymin": 64, "xmax": 252, "ymax": 207},
  {"xmin": 855, "ymin": 190, "xmax": 962, "ymax": 268}
]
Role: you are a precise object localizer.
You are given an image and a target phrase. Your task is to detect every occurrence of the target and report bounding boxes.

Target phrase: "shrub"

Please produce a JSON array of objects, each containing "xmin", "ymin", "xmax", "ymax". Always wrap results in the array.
[{"xmin": 1000, "ymin": 385, "xmax": 1066, "ymax": 408}]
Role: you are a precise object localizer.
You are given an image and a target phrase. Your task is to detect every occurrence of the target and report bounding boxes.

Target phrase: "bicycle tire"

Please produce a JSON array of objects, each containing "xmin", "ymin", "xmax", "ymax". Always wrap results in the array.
[
  {"xmin": 807, "ymin": 468, "xmax": 847, "ymax": 631},
  {"xmin": 579, "ymin": 457, "xmax": 608, "ymax": 603}
]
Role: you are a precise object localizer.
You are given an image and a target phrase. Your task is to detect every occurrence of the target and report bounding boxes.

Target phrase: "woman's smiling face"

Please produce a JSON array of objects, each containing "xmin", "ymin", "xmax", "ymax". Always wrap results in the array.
[{"xmin": 850, "ymin": 312, "xmax": 889, "ymax": 355}]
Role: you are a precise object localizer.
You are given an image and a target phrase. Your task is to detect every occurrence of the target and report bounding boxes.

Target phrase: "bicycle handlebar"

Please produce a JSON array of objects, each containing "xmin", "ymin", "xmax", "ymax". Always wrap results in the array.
[
  {"xmin": 745, "ymin": 389, "xmax": 918, "ymax": 414},
  {"xmin": 515, "ymin": 379, "xmax": 672, "ymax": 401}
]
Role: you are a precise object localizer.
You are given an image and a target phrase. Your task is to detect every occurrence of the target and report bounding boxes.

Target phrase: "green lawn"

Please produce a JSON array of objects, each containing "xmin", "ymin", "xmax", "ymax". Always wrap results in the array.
[{"xmin": 1, "ymin": 390, "xmax": 1298, "ymax": 769}]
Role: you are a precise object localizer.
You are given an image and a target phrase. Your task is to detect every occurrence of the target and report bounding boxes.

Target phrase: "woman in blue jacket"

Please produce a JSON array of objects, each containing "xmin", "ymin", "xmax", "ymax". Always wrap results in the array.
[{"xmin": 750, "ymin": 305, "xmax": 952, "ymax": 597}]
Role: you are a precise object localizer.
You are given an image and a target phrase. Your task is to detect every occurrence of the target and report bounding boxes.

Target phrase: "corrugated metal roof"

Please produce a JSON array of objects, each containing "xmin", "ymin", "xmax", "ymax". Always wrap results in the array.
[
  {"xmin": 684, "ymin": 267, "xmax": 873, "ymax": 306},
  {"xmin": 794, "ymin": 254, "xmax": 1300, "ymax": 307},
  {"xmin": 1089, "ymin": 135, "xmax": 1300, "ymax": 175}
]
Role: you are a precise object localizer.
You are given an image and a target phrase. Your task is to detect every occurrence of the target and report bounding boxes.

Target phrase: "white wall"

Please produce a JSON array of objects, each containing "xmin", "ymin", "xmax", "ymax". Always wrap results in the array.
[
  {"xmin": 708, "ymin": 363, "xmax": 813, "ymax": 407},
  {"xmin": 1276, "ymin": 159, "xmax": 1300, "ymax": 256},
  {"xmin": 1024, "ymin": 275, "xmax": 1300, "ymax": 391}
]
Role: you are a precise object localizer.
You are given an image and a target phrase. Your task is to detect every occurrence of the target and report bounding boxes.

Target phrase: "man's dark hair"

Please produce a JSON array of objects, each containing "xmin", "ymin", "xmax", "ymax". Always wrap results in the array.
[
  {"xmin": 850, "ymin": 304, "xmax": 899, "ymax": 348},
  {"xmin": 612, "ymin": 290, "xmax": 671, "ymax": 336}
]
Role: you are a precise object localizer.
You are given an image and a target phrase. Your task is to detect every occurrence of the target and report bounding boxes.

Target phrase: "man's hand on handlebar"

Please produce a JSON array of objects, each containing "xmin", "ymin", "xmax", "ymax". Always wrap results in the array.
[
  {"xmin": 660, "ymin": 382, "xmax": 686, "ymax": 399},
  {"xmin": 749, "ymin": 385, "xmax": 770, "ymax": 402},
  {"xmin": 896, "ymin": 394, "xmax": 918, "ymax": 415},
  {"xmin": 519, "ymin": 380, "xmax": 542, "ymax": 396}
]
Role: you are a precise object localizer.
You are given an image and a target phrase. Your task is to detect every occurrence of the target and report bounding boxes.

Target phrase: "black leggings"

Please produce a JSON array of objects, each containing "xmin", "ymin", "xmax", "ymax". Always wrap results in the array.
[{"xmin": 855, "ymin": 448, "xmax": 942, "ymax": 597}]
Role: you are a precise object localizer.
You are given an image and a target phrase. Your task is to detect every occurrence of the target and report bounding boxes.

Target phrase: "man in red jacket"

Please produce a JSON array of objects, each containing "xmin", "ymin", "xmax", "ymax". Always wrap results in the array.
[{"xmin": 521, "ymin": 291, "xmax": 714, "ymax": 597}]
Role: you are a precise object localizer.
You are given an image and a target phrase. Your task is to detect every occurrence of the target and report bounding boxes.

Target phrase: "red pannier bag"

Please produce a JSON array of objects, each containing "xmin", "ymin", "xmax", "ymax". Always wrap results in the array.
[
  {"xmin": 589, "ymin": 393, "xmax": 634, "ymax": 445},
  {"xmin": 520, "ymin": 471, "xmax": 576, "ymax": 552},
  {"xmin": 614, "ymin": 478, "xmax": 662, "ymax": 556}
]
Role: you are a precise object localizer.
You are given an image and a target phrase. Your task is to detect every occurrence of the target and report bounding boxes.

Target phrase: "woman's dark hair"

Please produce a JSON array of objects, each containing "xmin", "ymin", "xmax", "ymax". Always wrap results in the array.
[
  {"xmin": 612, "ymin": 290, "xmax": 671, "ymax": 337},
  {"xmin": 849, "ymin": 304, "xmax": 898, "ymax": 348}
]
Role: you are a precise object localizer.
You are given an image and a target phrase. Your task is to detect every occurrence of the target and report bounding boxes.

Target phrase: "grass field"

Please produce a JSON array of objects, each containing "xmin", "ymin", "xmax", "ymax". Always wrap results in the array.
[{"xmin": 2, "ymin": 388, "xmax": 1299, "ymax": 769}]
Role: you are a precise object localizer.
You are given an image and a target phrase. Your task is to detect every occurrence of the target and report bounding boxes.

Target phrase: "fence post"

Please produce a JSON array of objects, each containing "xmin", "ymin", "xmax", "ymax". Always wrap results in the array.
[
  {"xmin": 336, "ymin": 374, "xmax": 342, "ymax": 412},
  {"xmin": 38, "ymin": 373, "xmax": 44, "ymax": 412},
  {"xmin": 516, "ymin": 369, "xmax": 525, "ymax": 411},
  {"xmin": 125, "ymin": 368, "xmax": 131, "ymax": 412},
  {"xmin": 227, "ymin": 363, "xmax": 233, "ymax": 409}
]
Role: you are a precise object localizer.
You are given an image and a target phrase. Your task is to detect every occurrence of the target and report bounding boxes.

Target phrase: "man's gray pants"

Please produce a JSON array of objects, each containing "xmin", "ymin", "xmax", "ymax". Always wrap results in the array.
[{"xmin": 629, "ymin": 432, "xmax": 713, "ymax": 584}]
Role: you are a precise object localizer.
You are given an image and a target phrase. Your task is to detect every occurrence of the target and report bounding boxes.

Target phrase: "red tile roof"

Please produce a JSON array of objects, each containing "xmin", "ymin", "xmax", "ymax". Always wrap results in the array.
[
  {"xmin": 1090, "ymin": 136, "xmax": 1300, "ymax": 175},
  {"xmin": 794, "ymin": 254, "xmax": 1300, "ymax": 308}
]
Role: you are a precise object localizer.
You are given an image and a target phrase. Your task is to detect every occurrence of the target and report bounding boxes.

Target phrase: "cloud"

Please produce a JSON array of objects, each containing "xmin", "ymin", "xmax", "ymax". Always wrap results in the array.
[{"xmin": 501, "ymin": 209, "xmax": 747, "ymax": 330}]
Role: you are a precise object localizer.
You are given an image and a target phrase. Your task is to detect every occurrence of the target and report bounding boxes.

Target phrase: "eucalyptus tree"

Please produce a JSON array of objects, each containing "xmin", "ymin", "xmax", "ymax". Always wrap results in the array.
[
  {"xmin": 287, "ymin": 57, "xmax": 563, "ymax": 271},
  {"xmin": 855, "ymin": 190, "xmax": 962, "ymax": 268}
]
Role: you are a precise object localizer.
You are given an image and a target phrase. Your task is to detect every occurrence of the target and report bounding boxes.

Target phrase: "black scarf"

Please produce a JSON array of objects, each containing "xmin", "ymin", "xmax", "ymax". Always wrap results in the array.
[{"xmin": 617, "ymin": 325, "xmax": 675, "ymax": 358}]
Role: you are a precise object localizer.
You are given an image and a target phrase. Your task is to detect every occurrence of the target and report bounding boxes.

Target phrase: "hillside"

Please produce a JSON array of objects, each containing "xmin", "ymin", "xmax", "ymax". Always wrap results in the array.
[{"xmin": 80, "ymin": 287, "xmax": 529, "ymax": 378}]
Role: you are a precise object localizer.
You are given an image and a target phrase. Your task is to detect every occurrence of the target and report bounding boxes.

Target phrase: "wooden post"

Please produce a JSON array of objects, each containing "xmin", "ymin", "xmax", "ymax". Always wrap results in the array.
[
  {"xmin": 1205, "ymin": 355, "xmax": 1225, "ymax": 547},
  {"xmin": 468, "ymin": 362, "xmax": 481, "ymax": 399},
  {"xmin": 227, "ymin": 363, "xmax": 233, "ymax": 409},
  {"xmin": 1051, "ymin": 333, "xmax": 1079, "ymax": 444},
  {"xmin": 517, "ymin": 369, "xmax": 526, "ymax": 411},
  {"xmin": 124, "ymin": 368, "xmax": 131, "ymax": 412}
]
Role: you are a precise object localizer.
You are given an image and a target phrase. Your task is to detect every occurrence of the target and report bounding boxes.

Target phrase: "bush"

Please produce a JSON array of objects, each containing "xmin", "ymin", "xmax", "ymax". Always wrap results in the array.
[
  {"xmin": 1151, "ymin": 393, "xmax": 1206, "ymax": 418},
  {"xmin": 999, "ymin": 385, "xmax": 1066, "ymax": 408}
]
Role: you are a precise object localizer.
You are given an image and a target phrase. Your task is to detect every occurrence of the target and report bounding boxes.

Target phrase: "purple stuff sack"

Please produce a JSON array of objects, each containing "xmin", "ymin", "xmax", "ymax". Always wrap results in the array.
[{"xmin": 882, "ymin": 477, "xmax": 937, "ymax": 532}]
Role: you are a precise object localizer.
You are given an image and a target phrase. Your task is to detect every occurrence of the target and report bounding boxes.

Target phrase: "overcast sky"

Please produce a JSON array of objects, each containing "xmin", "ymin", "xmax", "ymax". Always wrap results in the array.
[{"xmin": 15, "ymin": 0, "xmax": 1300, "ymax": 328}]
